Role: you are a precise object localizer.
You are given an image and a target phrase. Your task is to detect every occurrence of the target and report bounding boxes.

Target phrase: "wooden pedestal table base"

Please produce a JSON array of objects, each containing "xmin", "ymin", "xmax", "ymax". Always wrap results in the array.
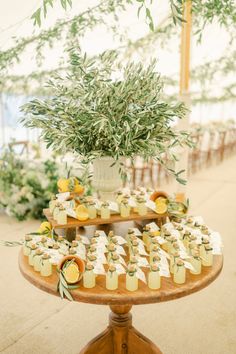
[
  {"xmin": 19, "ymin": 249, "xmax": 223, "ymax": 354},
  {"xmin": 80, "ymin": 305, "xmax": 161, "ymax": 354}
]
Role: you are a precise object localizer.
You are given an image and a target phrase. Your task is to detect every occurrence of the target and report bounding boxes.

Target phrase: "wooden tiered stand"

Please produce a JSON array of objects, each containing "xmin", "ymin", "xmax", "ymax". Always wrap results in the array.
[{"xmin": 19, "ymin": 211, "xmax": 223, "ymax": 354}]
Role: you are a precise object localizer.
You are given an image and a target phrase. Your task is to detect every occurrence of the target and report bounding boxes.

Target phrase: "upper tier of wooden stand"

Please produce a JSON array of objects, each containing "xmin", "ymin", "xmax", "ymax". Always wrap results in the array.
[{"xmin": 43, "ymin": 208, "xmax": 167, "ymax": 229}]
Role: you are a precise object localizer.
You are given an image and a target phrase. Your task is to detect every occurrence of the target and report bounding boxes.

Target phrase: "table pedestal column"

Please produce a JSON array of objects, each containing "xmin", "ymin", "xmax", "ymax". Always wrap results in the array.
[{"xmin": 80, "ymin": 304, "xmax": 162, "ymax": 354}]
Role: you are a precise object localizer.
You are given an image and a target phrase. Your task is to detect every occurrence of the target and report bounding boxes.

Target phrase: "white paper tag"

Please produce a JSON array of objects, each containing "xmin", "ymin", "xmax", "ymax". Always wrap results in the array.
[
  {"xmin": 93, "ymin": 264, "xmax": 106, "ymax": 275},
  {"xmin": 138, "ymin": 244, "xmax": 148, "ymax": 256},
  {"xmin": 184, "ymin": 261, "xmax": 195, "ymax": 271},
  {"xmin": 157, "ymin": 236, "xmax": 166, "ymax": 245},
  {"xmin": 159, "ymin": 268, "xmax": 170, "ymax": 277},
  {"xmin": 96, "ymin": 230, "xmax": 107, "ymax": 238},
  {"xmin": 80, "ymin": 236, "xmax": 90, "ymax": 245},
  {"xmin": 159, "ymin": 248, "xmax": 170, "ymax": 259},
  {"xmin": 136, "ymin": 268, "xmax": 147, "ymax": 283},
  {"xmin": 115, "ymin": 236, "xmax": 127, "ymax": 245},
  {"xmin": 96, "ymin": 253, "xmax": 107, "ymax": 264},
  {"xmin": 109, "ymin": 201, "xmax": 119, "ymax": 212},
  {"xmin": 66, "ymin": 208, "xmax": 77, "ymax": 219},
  {"xmin": 116, "ymin": 245, "xmax": 126, "ymax": 256},
  {"xmin": 163, "ymin": 222, "xmax": 175, "ymax": 230},
  {"xmin": 129, "ymin": 198, "xmax": 137, "ymax": 207},
  {"xmin": 138, "ymin": 257, "xmax": 149, "ymax": 267},
  {"xmin": 96, "ymin": 244, "xmax": 107, "ymax": 253},
  {"xmin": 132, "ymin": 228, "xmax": 142, "ymax": 236},
  {"xmin": 115, "ymin": 263, "xmax": 126, "ymax": 275},
  {"xmin": 56, "ymin": 192, "xmax": 70, "ymax": 202},
  {"xmin": 146, "ymin": 200, "xmax": 157, "ymax": 212},
  {"xmin": 147, "ymin": 222, "xmax": 159, "ymax": 231}
]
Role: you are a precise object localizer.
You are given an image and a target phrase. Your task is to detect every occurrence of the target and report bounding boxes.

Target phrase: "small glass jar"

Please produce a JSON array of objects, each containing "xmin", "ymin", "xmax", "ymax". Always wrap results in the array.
[
  {"xmin": 149, "ymin": 238, "xmax": 159, "ymax": 252},
  {"xmin": 23, "ymin": 235, "xmax": 32, "ymax": 256},
  {"xmin": 194, "ymin": 221, "xmax": 201, "ymax": 230},
  {"xmin": 162, "ymin": 231, "xmax": 171, "ymax": 252},
  {"xmin": 110, "ymin": 252, "xmax": 120, "ymax": 264},
  {"xmin": 40, "ymin": 254, "xmax": 52, "ymax": 277},
  {"xmin": 107, "ymin": 230, "xmax": 114, "ymax": 240},
  {"xmin": 49, "ymin": 195, "xmax": 57, "ymax": 214},
  {"xmin": 120, "ymin": 199, "xmax": 131, "ymax": 218},
  {"xmin": 146, "ymin": 231, "xmax": 156, "ymax": 252},
  {"xmin": 39, "ymin": 236, "xmax": 48, "ymax": 249},
  {"xmin": 170, "ymin": 251, "xmax": 180, "ymax": 274},
  {"xmin": 87, "ymin": 253, "xmax": 97, "ymax": 263},
  {"xmin": 130, "ymin": 247, "xmax": 139, "ymax": 258},
  {"xmin": 126, "ymin": 228, "xmax": 135, "ymax": 245},
  {"xmin": 33, "ymin": 249, "xmax": 43, "ymax": 272},
  {"xmin": 57, "ymin": 236, "xmax": 68, "ymax": 255},
  {"xmin": 126, "ymin": 265, "xmax": 138, "ymax": 292},
  {"xmin": 28, "ymin": 244, "xmax": 38, "ymax": 266},
  {"xmin": 100, "ymin": 202, "xmax": 110, "ymax": 219},
  {"xmin": 142, "ymin": 225, "xmax": 151, "ymax": 246},
  {"xmin": 116, "ymin": 191, "xmax": 123, "ymax": 206},
  {"xmin": 168, "ymin": 236, "xmax": 177, "ymax": 253},
  {"xmin": 176, "ymin": 225, "xmax": 184, "ymax": 240},
  {"xmin": 69, "ymin": 247, "xmax": 77, "ymax": 256},
  {"xmin": 129, "ymin": 239, "xmax": 139, "ymax": 253},
  {"xmin": 190, "ymin": 250, "xmax": 202, "ymax": 275},
  {"xmin": 201, "ymin": 225, "xmax": 210, "ymax": 235},
  {"xmin": 56, "ymin": 206, "xmax": 67, "ymax": 225},
  {"xmin": 148, "ymin": 264, "xmax": 161, "ymax": 290},
  {"xmin": 136, "ymin": 197, "xmax": 147, "ymax": 216},
  {"xmin": 186, "ymin": 217, "xmax": 194, "ymax": 227},
  {"xmin": 88, "ymin": 201, "xmax": 97, "ymax": 219},
  {"xmin": 106, "ymin": 264, "xmax": 118, "ymax": 290},
  {"xmin": 202, "ymin": 245, "xmax": 213, "ymax": 266},
  {"xmin": 173, "ymin": 259, "xmax": 186, "ymax": 284},
  {"xmin": 83, "ymin": 264, "xmax": 96, "ymax": 288},
  {"xmin": 150, "ymin": 253, "xmax": 161, "ymax": 266},
  {"xmin": 200, "ymin": 238, "xmax": 210, "ymax": 259},
  {"xmin": 53, "ymin": 202, "xmax": 61, "ymax": 220},
  {"xmin": 183, "ymin": 231, "xmax": 191, "ymax": 249}
]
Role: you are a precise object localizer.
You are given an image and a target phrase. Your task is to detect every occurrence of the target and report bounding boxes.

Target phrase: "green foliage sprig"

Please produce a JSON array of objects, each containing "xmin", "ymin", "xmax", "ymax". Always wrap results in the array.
[
  {"xmin": 31, "ymin": 0, "xmax": 73, "ymax": 27},
  {"xmin": 0, "ymin": 0, "xmax": 127, "ymax": 72},
  {"xmin": 57, "ymin": 258, "xmax": 80, "ymax": 301},
  {"xmin": 21, "ymin": 50, "xmax": 192, "ymax": 183}
]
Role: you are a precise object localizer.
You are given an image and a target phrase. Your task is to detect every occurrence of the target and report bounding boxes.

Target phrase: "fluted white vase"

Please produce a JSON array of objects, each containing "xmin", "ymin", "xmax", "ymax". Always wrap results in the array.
[{"xmin": 92, "ymin": 157, "xmax": 123, "ymax": 201}]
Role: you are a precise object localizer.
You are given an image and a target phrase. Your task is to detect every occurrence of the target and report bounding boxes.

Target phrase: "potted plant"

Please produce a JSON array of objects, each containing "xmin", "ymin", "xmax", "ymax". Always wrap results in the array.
[{"xmin": 21, "ymin": 50, "xmax": 192, "ymax": 199}]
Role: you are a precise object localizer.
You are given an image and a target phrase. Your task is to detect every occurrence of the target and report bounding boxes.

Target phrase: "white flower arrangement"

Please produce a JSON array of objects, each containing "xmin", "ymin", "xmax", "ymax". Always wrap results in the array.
[{"xmin": 0, "ymin": 149, "xmax": 59, "ymax": 221}]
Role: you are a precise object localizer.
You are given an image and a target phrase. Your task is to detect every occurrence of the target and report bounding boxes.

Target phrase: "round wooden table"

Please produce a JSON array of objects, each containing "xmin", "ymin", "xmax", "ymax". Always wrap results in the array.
[{"xmin": 19, "ymin": 244, "xmax": 223, "ymax": 354}]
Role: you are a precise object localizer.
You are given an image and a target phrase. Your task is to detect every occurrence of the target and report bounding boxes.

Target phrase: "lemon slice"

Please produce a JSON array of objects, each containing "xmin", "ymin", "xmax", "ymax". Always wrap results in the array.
[
  {"xmin": 155, "ymin": 197, "xmax": 167, "ymax": 204},
  {"xmin": 156, "ymin": 202, "xmax": 167, "ymax": 214},
  {"xmin": 76, "ymin": 205, "xmax": 89, "ymax": 221},
  {"xmin": 63, "ymin": 263, "xmax": 80, "ymax": 284}
]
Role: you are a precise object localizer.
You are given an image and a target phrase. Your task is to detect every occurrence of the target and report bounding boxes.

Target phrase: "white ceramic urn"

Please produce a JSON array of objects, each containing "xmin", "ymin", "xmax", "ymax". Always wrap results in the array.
[{"xmin": 92, "ymin": 156, "xmax": 123, "ymax": 201}]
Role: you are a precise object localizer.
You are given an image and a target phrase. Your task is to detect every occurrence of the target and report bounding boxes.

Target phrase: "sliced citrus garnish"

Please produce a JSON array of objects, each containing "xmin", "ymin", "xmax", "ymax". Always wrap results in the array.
[
  {"xmin": 63, "ymin": 263, "xmax": 80, "ymax": 284},
  {"xmin": 156, "ymin": 202, "xmax": 167, "ymax": 214},
  {"xmin": 76, "ymin": 205, "xmax": 89, "ymax": 221}
]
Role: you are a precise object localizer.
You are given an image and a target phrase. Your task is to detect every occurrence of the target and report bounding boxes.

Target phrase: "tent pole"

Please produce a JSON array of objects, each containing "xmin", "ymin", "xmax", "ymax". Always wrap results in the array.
[{"xmin": 175, "ymin": 0, "xmax": 192, "ymax": 202}]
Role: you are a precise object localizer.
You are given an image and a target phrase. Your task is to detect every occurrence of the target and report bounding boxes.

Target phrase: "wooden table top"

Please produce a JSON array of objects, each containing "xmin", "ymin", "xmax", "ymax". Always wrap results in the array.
[
  {"xmin": 19, "ymin": 249, "xmax": 223, "ymax": 306},
  {"xmin": 43, "ymin": 208, "xmax": 167, "ymax": 229}
]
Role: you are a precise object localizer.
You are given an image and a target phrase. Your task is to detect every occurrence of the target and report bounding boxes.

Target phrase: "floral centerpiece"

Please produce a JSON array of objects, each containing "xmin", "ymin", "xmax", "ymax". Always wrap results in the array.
[
  {"xmin": 0, "ymin": 149, "xmax": 59, "ymax": 220},
  {"xmin": 21, "ymin": 50, "xmax": 192, "ymax": 198}
]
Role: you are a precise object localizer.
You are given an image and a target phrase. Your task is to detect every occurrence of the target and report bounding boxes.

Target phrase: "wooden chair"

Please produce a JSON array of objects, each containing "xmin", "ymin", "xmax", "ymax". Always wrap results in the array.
[{"xmin": 8, "ymin": 140, "xmax": 29, "ymax": 157}]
